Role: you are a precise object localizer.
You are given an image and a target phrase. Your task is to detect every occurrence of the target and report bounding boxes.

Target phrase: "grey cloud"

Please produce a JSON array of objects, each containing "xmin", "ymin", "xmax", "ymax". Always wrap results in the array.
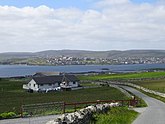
[{"xmin": 0, "ymin": 1, "xmax": 165, "ymax": 52}]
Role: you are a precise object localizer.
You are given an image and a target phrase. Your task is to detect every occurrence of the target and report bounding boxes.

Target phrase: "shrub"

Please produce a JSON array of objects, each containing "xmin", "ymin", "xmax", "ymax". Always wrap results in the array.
[{"xmin": 0, "ymin": 112, "xmax": 16, "ymax": 119}]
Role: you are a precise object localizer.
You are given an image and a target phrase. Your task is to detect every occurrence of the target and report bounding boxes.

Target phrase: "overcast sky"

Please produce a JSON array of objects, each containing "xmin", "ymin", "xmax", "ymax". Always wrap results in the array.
[{"xmin": 0, "ymin": 0, "xmax": 165, "ymax": 52}]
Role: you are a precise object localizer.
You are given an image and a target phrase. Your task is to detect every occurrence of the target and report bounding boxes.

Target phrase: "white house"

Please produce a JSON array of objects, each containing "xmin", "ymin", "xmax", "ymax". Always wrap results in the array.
[{"xmin": 23, "ymin": 75, "xmax": 79, "ymax": 92}]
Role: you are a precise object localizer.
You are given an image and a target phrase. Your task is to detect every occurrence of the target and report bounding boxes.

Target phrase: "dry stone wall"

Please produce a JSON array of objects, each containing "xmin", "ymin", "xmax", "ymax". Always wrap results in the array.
[{"xmin": 46, "ymin": 102, "xmax": 119, "ymax": 124}]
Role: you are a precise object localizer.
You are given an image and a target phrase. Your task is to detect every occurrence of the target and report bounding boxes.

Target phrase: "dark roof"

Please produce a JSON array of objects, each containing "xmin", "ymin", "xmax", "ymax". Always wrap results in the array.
[
  {"xmin": 63, "ymin": 75, "xmax": 79, "ymax": 82},
  {"xmin": 33, "ymin": 72, "xmax": 60, "ymax": 77},
  {"xmin": 32, "ymin": 75, "xmax": 79, "ymax": 84}
]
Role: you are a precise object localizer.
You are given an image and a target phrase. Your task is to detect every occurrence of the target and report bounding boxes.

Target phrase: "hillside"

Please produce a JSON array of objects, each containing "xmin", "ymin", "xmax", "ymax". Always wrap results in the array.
[
  {"xmin": 0, "ymin": 50, "xmax": 165, "ymax": 65},
  {"xmin": 0, "ymin": 50, "xmax": 165, "ymax": 59}
]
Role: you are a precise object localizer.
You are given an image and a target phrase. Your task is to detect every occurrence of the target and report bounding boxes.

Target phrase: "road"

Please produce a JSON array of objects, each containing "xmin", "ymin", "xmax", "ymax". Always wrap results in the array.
[
  {"xmin": 0, "ymin": 114, "xmax": 60, "ymax": 124},
  {"xmin": 120, "ymin": 85, "xmax": 165, "ymax": 124}
]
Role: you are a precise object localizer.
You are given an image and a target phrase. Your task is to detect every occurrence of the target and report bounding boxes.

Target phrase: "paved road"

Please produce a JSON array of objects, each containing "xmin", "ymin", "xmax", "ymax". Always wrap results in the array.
[
  {"xmin": 120, "ymin": 85, "xmax": 165, "ymax": 124},
  {"xmin": 0, "ymin": 114, "xmax": 60, "ymax": 124}
]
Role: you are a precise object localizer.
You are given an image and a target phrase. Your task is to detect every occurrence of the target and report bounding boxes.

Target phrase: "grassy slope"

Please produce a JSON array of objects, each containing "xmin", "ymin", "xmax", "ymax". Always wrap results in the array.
[
  {"xmin": 80, "ymin": 72, "xmax": 165, "ymax": 107},
  {"xmin": 91, "ymin": 107, "xmax": 138, "ymax": 124},
  {"xmin": 140, "ymin": 90, "xmax": 165, "ymax": 103},
  {"xmin": 79, "ymin": 72, "xmax": 165, "ymax": 81},
  {"xmin": 132, "ymin": 79, "xmax": 165, "ymax": 93},
  {"xmin": 79, "ymin": 71, "xmax": 165, "ymax": 94},
  {"xmin": 0, "ymin": 79, "xmax": 128, "ymax": 114}
]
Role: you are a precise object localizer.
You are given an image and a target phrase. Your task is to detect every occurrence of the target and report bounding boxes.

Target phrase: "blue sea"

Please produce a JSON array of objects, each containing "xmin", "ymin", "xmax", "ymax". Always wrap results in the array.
[{"xmin": 0, "ymin": 64, "xmax": 165, "ymax": 77}]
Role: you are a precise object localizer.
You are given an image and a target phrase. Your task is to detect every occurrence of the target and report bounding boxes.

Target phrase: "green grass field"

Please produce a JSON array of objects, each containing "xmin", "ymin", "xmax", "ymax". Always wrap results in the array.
[
  {"xmin": 79, "ymin": 82, "xmax": 99, "ymax": 87},
  {"xmin": 79, "ymin": 71, "xmax": 165, "ymax": 94},
  {"xmin": 79, "ymin": 72, "xmax": 165, "ymax": 81},
  {"xmin": 132, "ymin": 79, "xmax": 165, "ymax": 93},
  {"xmin": 0, "ymin": 78, "xmax": 128, "ymax": 114},
  {"xmin": 1, "ymin": 71, "xmax": 164, "ymax": 118}
]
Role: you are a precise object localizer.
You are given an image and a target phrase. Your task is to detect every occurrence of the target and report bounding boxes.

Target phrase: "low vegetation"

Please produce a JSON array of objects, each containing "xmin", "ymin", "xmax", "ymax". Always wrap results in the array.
[
  {"xmin": 90, "ymin": 107, "xmax": 138, "ymax": 124},
  {"xmin": 132, "ymin": 79, "xmax": 165, "ymax": 93},
  {"xmin": 2, "ymin": 71, "xmax": 164, "ymax": 120},
  {"xmin": 79, "ymin": 82, "xmax": 99, "ymax": 87},
  {"xmin": 0, "ymin": 112, "xmax": 17, "ymax": 119},
  {"xmin": 79, "ymin": 72, "xmax": 165, "ymax": 81},
  {"xmin": 136, "ymin": 88, "xmax": 165, "ymax": 104}
]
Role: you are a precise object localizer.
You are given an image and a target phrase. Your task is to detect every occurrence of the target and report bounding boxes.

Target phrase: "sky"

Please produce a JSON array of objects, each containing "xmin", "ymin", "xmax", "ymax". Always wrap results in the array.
[{"xmin": 0, "ymin": 0, "xmax": 165, "ymax": 52}]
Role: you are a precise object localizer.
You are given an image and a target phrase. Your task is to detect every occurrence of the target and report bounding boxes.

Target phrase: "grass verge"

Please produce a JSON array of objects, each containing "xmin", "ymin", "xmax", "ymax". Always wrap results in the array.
[
  {"xmin": 90, "ymin": 107, "xmax": 138, "ymax": 124},
  {"xmin": 137, "ymin": 89, "xmax": 165, "ymax": 103},
  {"xmin": 131, "ymin": 79, "xmax": 165, "ymax": 93}
]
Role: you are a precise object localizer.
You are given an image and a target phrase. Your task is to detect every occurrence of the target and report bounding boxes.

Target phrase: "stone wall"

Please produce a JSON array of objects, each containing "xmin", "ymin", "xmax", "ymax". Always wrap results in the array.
[
  {"xmin": 46, "ymin": 102, "xmax": 119, "ymax": 124},
  {"xmin": 105, "ymin": 81, "xmax": 165, "ymax": 98}
]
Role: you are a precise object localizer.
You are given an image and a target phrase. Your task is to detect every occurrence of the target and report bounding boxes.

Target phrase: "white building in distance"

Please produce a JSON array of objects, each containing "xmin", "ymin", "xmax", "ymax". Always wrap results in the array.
[{"xmin": 23, "ymin": 75, "xmax": 79, "ymax": 92}]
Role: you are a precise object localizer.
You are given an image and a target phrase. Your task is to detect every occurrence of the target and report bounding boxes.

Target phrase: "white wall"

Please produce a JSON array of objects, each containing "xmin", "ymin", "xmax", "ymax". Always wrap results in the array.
[
  {"xmin": 39, "ymin": 83, "xmax": 59, "ymax": 90},
  {"xmin": 28, "ymin": 79, "xmax": 39, "ymax": 91},
  {"xmin": 61, "ymin": 81, "xmax": 79, "ymax": 88},
  {"xmin": 69, "ymin": 82, "xmax": 78, "ymax": 88},
  {"xmin": 27, "ymin": 79, "xmax": 79, "ymax": 91}
]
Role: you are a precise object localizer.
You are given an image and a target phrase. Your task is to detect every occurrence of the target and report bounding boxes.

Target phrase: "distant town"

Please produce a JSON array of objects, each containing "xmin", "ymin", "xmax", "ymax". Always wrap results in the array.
[
  {"xmin": 0, "ymin": 56, "xmax": 165, "ymax": 66},
  {"xmin": 0, "ymin": 50, "xmax": 165, "ymax": 65}
]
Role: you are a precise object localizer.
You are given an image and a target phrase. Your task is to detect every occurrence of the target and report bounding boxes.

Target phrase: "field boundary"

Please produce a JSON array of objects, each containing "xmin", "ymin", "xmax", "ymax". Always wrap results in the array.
[
  {"xmin": 21, "ymin": 99, "xmax": 139, "ymax": 117},
  {"xmin": 101, "ymin": 80, "xmax": 165, "ymax": 98}
]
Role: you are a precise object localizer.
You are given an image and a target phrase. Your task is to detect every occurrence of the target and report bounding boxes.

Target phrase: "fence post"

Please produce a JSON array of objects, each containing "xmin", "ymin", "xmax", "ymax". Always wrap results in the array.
[
  {"xmin": 136, "ymin": 99, "xmax": 139, "ymax": 106},
  {"xmin": 128, "ymin": 101, "xmax": 130, "ymax": 107},
  {"xmin": 122, "ymin": 100, "xmax": 124, "ymax": 106},
  {"xmin": 97, "ymin": 100, "xmax": 100, "ymax": 104},
  {"xmin": 134, "ymin": 99, "xmax": 137, "ymax": 106},
  {"xmin": 63, "ymin": 102, "xmax": 65, "ymax": 114},
  {"xmin": 20, "ymin": 105, "xmax": 23, "ymax": 118},
  {"xmin": 74, "ymin": 103, "xmax": 77, "ymax": 112}
]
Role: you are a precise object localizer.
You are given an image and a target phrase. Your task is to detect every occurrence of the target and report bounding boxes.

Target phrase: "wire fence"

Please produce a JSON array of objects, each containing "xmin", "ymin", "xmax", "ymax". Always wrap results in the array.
[
  {"xmin": 21, "ymin": 102, "xmax": 64, "ymax": 117},
  {"xmin": 21, "ymin": 99, "xmax": 139, "ymax": 117}
]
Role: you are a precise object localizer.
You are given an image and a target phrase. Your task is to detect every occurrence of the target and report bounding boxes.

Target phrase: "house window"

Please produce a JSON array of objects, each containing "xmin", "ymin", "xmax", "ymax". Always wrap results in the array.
[
  {"xmin": 29, "ymin": 83, "xmax": 31, "ymax": 86},
  {"xmin": 34, "ymin": 84, "xmax": 35, "ymax": 87},
  {"xmin": 73, "ymin": 82, "xmax": 76, "ymax": 84},
  {"xmin": 40, "ymin": 84, "xmax": 43, "ymax": 86}
]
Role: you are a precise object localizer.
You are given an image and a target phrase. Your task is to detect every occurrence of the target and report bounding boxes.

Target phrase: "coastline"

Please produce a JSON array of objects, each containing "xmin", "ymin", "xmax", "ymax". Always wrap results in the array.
[{"xmin": 0, "ymin": 63, "xmax": 165, "ymax": 78}]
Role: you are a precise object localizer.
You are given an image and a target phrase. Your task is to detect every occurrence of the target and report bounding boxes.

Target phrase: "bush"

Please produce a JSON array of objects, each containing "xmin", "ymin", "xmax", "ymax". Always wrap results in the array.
[{"xmin": 0, "ymin": 112, "xmax": 16, "ymax": 119}]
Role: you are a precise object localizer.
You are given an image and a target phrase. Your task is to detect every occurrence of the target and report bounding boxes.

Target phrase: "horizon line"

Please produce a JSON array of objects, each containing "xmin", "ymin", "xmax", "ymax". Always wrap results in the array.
[{"xmin": 0, "ymin": 49, "xmax": 165, "ymax": 54}]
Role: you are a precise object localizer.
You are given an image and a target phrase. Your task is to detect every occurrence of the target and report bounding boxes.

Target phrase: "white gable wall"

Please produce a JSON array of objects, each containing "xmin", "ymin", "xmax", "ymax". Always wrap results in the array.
[{"xmin": 28, "ymin": 79, "xmax": 39, "ymax": 91}]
